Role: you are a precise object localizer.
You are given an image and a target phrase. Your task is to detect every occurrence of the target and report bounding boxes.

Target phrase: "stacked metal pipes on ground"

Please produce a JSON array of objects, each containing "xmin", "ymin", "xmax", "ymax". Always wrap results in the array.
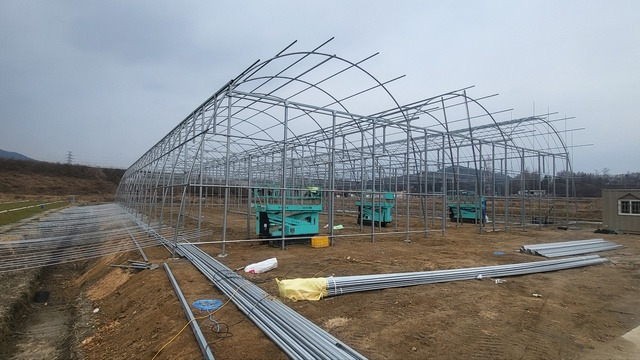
[
  {"xmin": 520, "ymin": 239, "xmax": 623, "ymax": 258},
  {"xmin": 177, "ymin": 243, "xmax": 367, "ymax": 360},
  {"xmin": 0, "ymin": 204, "xmax": 161, "ymax": 272},
  {"xmin": 2, "ymin": 203, "xmax": 129, "ymax": 238},
  {"xmin": 111, "ymin": 260, "xmax": 158, "ymax": 270},
  {"xmin": 323, "ymin": 256, "xmax": 608, "ymax": 297}
]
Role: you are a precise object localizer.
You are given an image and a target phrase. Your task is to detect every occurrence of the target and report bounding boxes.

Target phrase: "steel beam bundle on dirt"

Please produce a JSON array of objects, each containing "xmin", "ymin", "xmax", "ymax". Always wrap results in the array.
[
  {"xmin": 176, "ymin": 243, "xmax": 367, "ymax": 360},
  {"xmin": 318, "ymin": 256, "xmax": 608, "ymax": 297},
  {"xmin": 163, "ymin": 262, "xmax": 215, "ymax": 360},
  {"xmin": 520, "ymin": 239, "xmax": 623, "ymax": 257}
]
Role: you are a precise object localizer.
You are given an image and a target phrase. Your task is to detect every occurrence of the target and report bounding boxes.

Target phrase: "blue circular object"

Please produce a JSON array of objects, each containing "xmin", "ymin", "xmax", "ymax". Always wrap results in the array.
[{"xmin": 192, "ymin": 299, "xmax": 223, "ymax": 311}]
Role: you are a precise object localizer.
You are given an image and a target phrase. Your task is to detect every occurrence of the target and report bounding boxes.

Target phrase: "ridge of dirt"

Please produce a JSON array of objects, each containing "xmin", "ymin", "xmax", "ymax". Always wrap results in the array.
[{"xmin": 86, "ymin": 268, "xmax": 131, "ymax": 301}]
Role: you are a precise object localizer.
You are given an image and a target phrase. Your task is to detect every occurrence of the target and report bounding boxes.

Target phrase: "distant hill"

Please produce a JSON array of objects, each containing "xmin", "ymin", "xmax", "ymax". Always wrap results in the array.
[
  {"xmin": 0, "ymin": 158, "xmax": 126, "ymax": 198},
  {"xmin": 0, "ymin": 149, "xmax": 33, "ymax": 161}
]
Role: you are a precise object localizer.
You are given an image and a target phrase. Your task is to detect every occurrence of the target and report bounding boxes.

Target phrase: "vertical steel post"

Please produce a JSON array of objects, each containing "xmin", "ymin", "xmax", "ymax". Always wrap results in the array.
[
  {"xmin": 565, "ymin": 155, "xmax": 569, "ymax": 224},
  {"xmin": 170, "ymin": 181, "xmax": 175, "ymax": 228},
  {"xmin": 521, "ymin": 151, "xmax": 526, "ymax": 229},
  {"xmin": 423, "ymin": 129, "xmax": 428, "ymax": 238},
  {"xmin": 479, "ymin": 142, "xmax": 483, "ymax": 234},
  {"xmin": 441, "ymin": 133, "xmax": 447, "ymax": 236},
  {"xmin": 197, "ymin": 110, "xmax": 205, "ymax": 242},
  {"xmin": 504, "ymin": 143, "xmax": 509, "ymax": 231},
  {"xmin": 247, "ymin": 155, "xmax": 252, "ymax": 240},
  {"xmin": 370, "ymin": 121, "xmax": 376, "ymax": 242},
  {"xmin": 220, "ymin": 89, "xmax": 232, "ymax": 257},
  {"xmin": 153, "ymin": 147, "xmax": 170, "ymax": 232},
  {"xmin": 432, "ymin": 149, "xmax": 437, "ymax": 228},
  {"xmin": 492, "ymin": 143, "xmax": 496, "ymax": 232},
  {"xmin": 456, "ymin": 146, "xmax": 461, "ymax": 227},
  {"xmin": 552, "ymin": 155, "xmax": 557, "ymax": 224},
  {"xmin": 341, "ymin": 136, "xmax": 346, "ymax": 216},
  {"xmin": 394, "ymin": 167, "xmax": 398, "ymax": 229},
  {"xmin": 280, "ymin": 101, "xmax": 289, "ymax": 250},
  {"xmin": 237, "ymin": 163, "xmax": 242, "ymax": 211},
  {"xmin": 359, "ymin": 131, "xmax": 365, "ymax": 230},
  {"xmin": 329, "ymin": 111, "xmax": 336, "ymax": 245},
  {"xmin": 537, "ymin": 153, "xmax": 542, "ymax": 229},
  {"xmin": 405, "ymin": 122, "xmax": 411, "ymax": 242}
]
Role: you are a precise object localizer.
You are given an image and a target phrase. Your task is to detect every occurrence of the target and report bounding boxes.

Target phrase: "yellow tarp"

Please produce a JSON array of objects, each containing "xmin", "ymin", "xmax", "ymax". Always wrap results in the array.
[{"xmin": 276, "ymin": 277, "xmax": 328, "ymax": 301}]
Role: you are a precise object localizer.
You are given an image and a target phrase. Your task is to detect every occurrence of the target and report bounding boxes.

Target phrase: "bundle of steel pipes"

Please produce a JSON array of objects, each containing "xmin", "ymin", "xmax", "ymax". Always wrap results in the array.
[
  {"xmin": 324, "ymin": 255, "xmax": 608, "ymax": 297},
  {"xmin": 177, "ymin": 243, "xmax": 366, "ymax": 360},
  {"xmin": 520, "ymin": 239, "xmax": 623, "ymax": 257},
  {"xmin": 0, "ymin": 204, "xmax": 161, "ymax": 272}
]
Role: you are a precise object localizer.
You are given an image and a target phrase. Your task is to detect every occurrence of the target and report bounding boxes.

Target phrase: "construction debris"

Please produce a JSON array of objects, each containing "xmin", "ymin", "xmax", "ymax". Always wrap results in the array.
[
  {"xmin": 244, "ymin": 257, "xmax": 278, "ymax": 274},
  {"xmin": 111, "ymin": 260, "xmax": 158, "ymax": 270},
  {"xmin": 520, "ymin": 239, "xmax": 623, "ymax": 258}
]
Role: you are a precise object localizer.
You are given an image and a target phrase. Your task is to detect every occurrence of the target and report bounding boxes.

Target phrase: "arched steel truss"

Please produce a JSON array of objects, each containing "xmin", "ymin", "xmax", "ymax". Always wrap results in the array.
[{"xmin": 116, "ymin": 39, "xmax": 575, "ymax": 254}]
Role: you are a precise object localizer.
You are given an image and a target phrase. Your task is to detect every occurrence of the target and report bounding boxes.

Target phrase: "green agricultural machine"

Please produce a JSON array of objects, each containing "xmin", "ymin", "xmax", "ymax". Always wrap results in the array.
[
  {"xmin": 356, "ymin": 192, "xmax": 395, "ymax": 227},
  {"xmin": 253, "ymin": 185, "xmax": 322, "ymax": 238},
  {"xmin": 447, "ymin": 191, "xmax": 487, "ymax": 224}
]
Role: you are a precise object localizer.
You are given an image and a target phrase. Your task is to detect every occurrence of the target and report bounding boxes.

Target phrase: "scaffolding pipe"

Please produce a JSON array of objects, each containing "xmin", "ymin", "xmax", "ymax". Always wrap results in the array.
[{"xmin": 163, "ymin": 263, "xmax": 215, "ymax": 360}]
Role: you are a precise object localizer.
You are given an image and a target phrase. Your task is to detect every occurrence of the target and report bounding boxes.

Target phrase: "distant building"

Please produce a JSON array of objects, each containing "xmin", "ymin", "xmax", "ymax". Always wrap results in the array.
[{"xmin": 602, "ymin": 189, "xmax": 640, "ymax": 234}]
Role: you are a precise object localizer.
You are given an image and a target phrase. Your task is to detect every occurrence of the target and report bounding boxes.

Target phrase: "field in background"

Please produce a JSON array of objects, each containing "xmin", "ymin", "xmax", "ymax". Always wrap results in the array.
[
  {"xmin": 0, "ymin": 158, "xmax": 125, "ymax": 202},
  {"xmin": 0, "ymin": 200, "xmax": 69, "ymax": 226}
]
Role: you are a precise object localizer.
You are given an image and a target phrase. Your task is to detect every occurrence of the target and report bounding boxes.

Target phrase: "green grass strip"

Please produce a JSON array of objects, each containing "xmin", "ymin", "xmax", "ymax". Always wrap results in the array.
[
  {"xmin": 0, "ymin": 201, "xmax": 44, "ymax": 211},
  {"xmin": 0, "ymin": 202, "xmax": 68, "ymax": 226}
]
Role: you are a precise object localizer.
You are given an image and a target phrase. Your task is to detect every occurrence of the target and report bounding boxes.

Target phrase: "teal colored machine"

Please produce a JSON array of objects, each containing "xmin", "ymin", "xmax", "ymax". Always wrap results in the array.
[
  {"xmin": 447, "ymin": 191, "xmax": 486, "ymax": 223},
  {"xmin": 356, "ymin": 192, "xmax": 395, "ymax": 227},
  {"xmin": 253, "ymin": 185, "xmax": 322, "ymax": 238}
]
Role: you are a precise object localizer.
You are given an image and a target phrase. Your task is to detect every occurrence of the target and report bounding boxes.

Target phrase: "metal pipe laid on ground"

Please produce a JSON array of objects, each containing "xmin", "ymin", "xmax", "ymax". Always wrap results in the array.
[
  {"xmin": 520, "ymin": 239, "xmax": 623, "ymax": 257},
  {"xmin": 278, "ymin": 255, "xmax": 609, "ymax": 300},
  {"xmin": 163, "ymin": 262, "xmax": 215, "ymax": 360},
  {"xmin": 177, "ymin": 243, "xmax": 367, "ymax": 360}
]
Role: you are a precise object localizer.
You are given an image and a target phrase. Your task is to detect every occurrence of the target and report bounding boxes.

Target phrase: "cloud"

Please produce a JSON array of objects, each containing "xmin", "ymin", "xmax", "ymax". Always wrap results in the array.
[{"xmin": 0, "ymin": 1, "xmax": 638, "ymax": 173}]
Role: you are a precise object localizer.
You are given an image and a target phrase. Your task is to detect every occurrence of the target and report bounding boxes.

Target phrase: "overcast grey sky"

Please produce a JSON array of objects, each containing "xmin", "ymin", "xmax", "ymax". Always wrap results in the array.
[{"xmin": 1, "ymin": 1, "xmax": 638, "ymax": 173}]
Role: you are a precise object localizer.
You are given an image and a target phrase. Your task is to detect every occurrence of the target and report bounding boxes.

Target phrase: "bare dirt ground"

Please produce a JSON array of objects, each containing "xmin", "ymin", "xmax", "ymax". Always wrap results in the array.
[
  {"xmin": 70, "ymin": 214, "xmax": 640, "ymax": 360},
  {"xmin": 0, "ymin": 264, "xmax": 79, "ymax": 360},
  {"xmin": 1, "ymin": 203, "xmax": 638, "ymax": 360}
]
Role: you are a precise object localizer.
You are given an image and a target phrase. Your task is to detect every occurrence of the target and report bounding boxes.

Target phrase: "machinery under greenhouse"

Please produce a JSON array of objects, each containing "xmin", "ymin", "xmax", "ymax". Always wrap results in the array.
[
  {"xmin": 254, "ymin": 185, "xmax": 322, "ymax": 238},
  {"xmin": 447, "ymin": 191, "xmax": 486, "ymax": 224},
  {"xmin": 356, "ymin": 192, "xmax": 395, "ymax": 227},
  {"xmin": 115, "ymin": 39, "xmax": 578, "ymax": 255}
]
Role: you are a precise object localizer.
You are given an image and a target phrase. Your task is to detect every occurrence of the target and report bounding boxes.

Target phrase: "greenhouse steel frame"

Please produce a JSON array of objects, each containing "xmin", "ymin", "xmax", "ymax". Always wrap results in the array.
[{"xmin": 116, "ymin": 39, "xmax": 576, "ymax": 255}]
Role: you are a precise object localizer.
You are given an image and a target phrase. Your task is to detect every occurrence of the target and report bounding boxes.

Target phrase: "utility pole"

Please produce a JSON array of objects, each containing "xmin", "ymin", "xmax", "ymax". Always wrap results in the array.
[{"xmin": 66, "ymin": 151, "xmax": 73, "ymax": 165}]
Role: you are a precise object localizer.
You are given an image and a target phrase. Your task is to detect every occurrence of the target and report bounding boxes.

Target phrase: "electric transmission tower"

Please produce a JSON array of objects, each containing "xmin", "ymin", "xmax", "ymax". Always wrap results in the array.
[{"xmin": 66, "ymin": 151, "xmax": 73, "ymax": 165}]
